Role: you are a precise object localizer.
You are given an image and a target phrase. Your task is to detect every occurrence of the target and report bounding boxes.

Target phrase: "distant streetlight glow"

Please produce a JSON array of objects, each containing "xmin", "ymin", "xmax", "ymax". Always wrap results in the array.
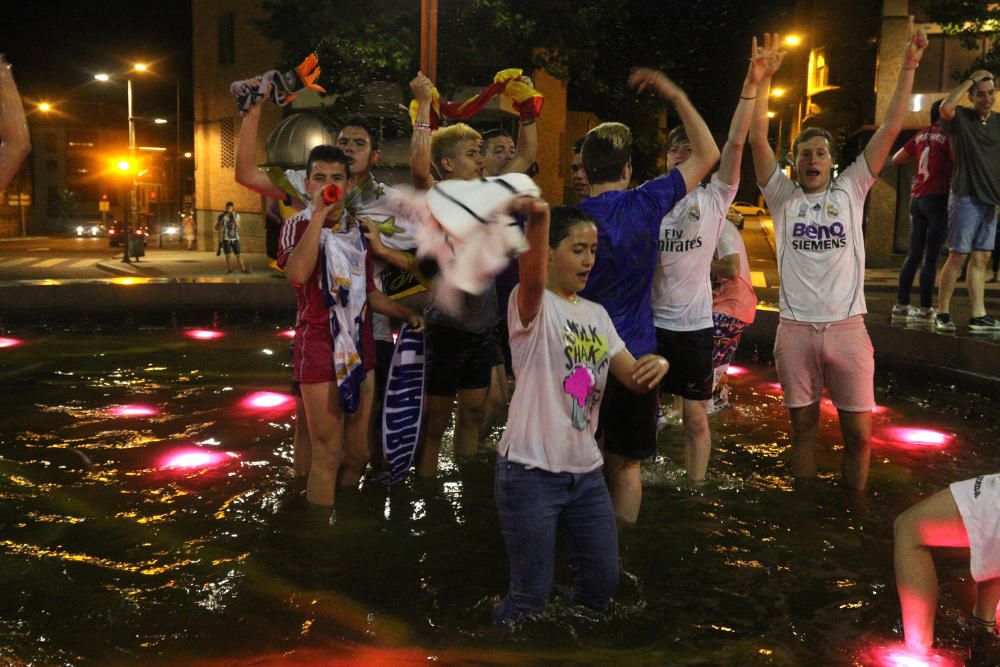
[
  {"xmin": 183, "ymin": 152, "xmax": 193, "ymax": 158},
  {"xmin": 94, "ymin": 73, "xmax": 110, "ymax": 82},
  {"xmin": 154, "ymin": 118, "xmax": 168, "ymax": 124},
  {"xmin": 139, "ymin": 146, "xmax": 167, "ymax": 152},
  {"xmin": 133, "ymin": 63, "xmax": 148, "ymax": 72},
  {"xmin": 784, "ymin": 35, "xmax": 802, "ymax": 47},
  {"xmin": 767, "ymin": 111, "xmax": 776, "ymax": 118},
  {"xmin": 771, "ymin": 87, "xmax": 786, "ymax": 97},
  {"xmin": 117, "ymin": 160, "xmax": 131, "ymax": 172},
  {"xmin": 38, "ymin": 102, "xmax": 52, "ymax": 112}
]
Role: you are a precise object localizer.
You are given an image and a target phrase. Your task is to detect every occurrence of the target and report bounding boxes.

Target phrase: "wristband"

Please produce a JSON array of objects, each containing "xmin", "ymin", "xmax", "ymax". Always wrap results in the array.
[
  {"xmin": 740, "ymin": 95, "xmax": 757, "ymax": 100},
  {"xmin": 520, "ymin": 119, "xmax": 536, "ymax": 126},
  {"xmin": 412, "ymin": 122, "xmax": 431, "ymax": 132}
]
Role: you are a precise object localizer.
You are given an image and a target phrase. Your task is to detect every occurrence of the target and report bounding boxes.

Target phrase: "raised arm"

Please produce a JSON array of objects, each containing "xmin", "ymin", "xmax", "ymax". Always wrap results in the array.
[
  {"xmin": 0, "ymin": 58, "xmax": 30, "ymax": 190},
  {"xmin": 235, "ymin": 93, "xmax": 287, "ymax": 200},
  {"xmin": 284, "ymin": 191, "xmax": 342, "ymax": 286},
  {"xmin": 514, "ymin": 198, "xmax": 550, "ymax": 327},
  {"xmin": 409, "ymin": 72, "xmax": 435, "ymax": 190},
  {"xmin": 502, "ymin": 77, "xmax": 539, "ymax": 175},
  {"xmin": 629, "ymin": 69, "xmax": 719, "ymax": 192},
  {"xmin": 749, "ymin": 33, "xmax": 785, "ymax": 186},
  {"xmin": 891, "ymin": 146, "xmax": 914, "ymax": 166},
  {"xmin": 864, "ymin": 16, "xmax": 928, "ymax": 174},
  {"xmin": 940, "ymin": 69, "xmax": 991, "ymax": 122},
  {"xmin": 718, "ymin": 37, "xmax": 775, "ymax": 186}
]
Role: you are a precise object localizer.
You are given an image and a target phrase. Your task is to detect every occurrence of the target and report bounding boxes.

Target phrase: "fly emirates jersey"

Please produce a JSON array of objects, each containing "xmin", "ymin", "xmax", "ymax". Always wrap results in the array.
[
  {"xmin": 761, "ymin": 157, "xmax": 876, "ymax": 322},
  {"xmin": 652, "ymin": 174, "xmax": 735, "ymax": 331}
]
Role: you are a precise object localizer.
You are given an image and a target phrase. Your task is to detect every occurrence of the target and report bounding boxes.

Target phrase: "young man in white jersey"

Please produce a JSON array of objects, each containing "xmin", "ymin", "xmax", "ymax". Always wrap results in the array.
[
  {"xmin": 748, "ymin": 26, "xmax": 928, "ymax": 489},
  {"xmin": 651, "ymin": 37, "xmax": 771, "ymax": 483}
]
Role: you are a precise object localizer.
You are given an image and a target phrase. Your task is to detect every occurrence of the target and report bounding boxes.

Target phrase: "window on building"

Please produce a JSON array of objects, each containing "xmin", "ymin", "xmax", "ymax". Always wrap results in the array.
[
  {"xmin": 808, "ymin": 47, "xmax": 830, "ymax": 94},
  {"xmin": 914, "ymin": 34, "xmax": 992, "ymax": 93},
  {"xmin": 45, "ymin": 133, "xmax": 57, "ymax": 153},
  {"xmin": 218, "ymin": 12, "xmax": 235, "ymax": 66},
  {"xmin": 220, "ymin": 117, "xmax": 235, "ymax": 169}
]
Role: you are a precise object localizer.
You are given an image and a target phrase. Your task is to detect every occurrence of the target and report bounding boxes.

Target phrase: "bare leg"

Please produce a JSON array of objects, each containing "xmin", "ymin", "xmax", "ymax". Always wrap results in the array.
[
  {"xmin": 788, "ymin": 402, "xmax": 820, "ymax": 480},
  {"xmin": 299, "ymin": 381, "xmax": 346, "ymax": 507},
  {"xmin": 417, "ymin": 395, "xmax": 454, "ymax": 479},
  {"xmin": 224, "ymin": 252, "xmax": 233, "ymax": 273},
  {"xmin": 937, "ymin": 251, "xmax": 968, "ymax": 315},
  {"xmin": 453, "ymin": 386, "xmax": 488, "ymax": 457},
  {"xmin": 605, "ymin": 452, "xmax": 642, "ymax": 523},
  {"xmin": 974, "ymin": 578, "xmax": 1000, "ymax": 623},
  {"xmin": 237, "ymin": 252, "xmax": 249, "ymax": 273},
  {"xmin": 682, "ymin": 398, "xmax": 711, "ymax": 482},
  {"xmin": 968, "ymin": 250, "xmax": 990, "ymax": 317},
  {"xmin": 292, "ymin": 394, "xmax": 311, "ymax": 477},
  {"xmin": 340, "ymin": 374, "xmax": 374, "ymax": 487},
  {"xmin": 894, "ymin": 487, "xmax": 969, "ymax": 652},
  {"xmin": 837, "ymin": 409, "xmax": 872, "ymax": 490}
]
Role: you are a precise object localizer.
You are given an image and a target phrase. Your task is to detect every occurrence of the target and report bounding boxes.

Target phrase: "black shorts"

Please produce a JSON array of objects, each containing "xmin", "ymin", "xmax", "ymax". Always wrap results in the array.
[
  {"xmin": 374, "ymin": 339, "xmax": 395, "ymax": 402},
  {"xmin": 494, "ymin": 320, "xmax": 513, "ymax": 375},
  {"xmin": 655, "ymin": 327, "xmax": 714, "ymax": 401},
  {"xmin": 597, "ymin": 372, "xmax": 659, "ymax": 460},
  {"xmin": 425, "ymin": 323, "xmax": 493, "ymax": 396},
  {"xmin": 221, "ymin": 239, "xmax": 241, "ymax": 255}
]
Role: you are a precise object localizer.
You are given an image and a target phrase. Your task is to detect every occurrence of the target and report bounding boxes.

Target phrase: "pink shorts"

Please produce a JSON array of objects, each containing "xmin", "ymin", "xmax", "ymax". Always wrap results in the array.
[{"xmin": 773, "ymin": 315, "xmax": 875, "ymax": 412}]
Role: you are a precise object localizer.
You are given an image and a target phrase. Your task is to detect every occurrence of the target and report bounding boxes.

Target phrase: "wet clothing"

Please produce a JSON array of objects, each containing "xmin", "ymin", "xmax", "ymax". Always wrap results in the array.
[
  {"xmin": 713, "ymin": 222, "xmax": 757, "ymax": 325},
  {"xmin": 951, "ymin": 473, "xmax": 1000, "ymax": 582}
]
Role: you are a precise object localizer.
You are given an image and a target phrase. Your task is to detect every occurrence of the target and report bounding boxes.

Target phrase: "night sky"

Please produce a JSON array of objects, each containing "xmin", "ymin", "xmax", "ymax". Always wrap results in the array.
[{"xmin": 4, "ymin": 0, "xmax": 192, "ymax": 128}]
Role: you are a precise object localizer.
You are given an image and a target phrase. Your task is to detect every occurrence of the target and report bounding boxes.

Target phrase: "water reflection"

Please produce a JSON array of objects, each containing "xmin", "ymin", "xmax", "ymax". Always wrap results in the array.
[{"xmin": 0, "ymin": 326, "xmax": 997, "ymax": 664}]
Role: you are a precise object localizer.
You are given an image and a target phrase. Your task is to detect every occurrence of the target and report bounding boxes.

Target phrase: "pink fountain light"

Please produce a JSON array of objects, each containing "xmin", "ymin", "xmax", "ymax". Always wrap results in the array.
[
  {"xmin": 108, "ymin": 404, "xmax": 158, "ymax": 417},
  {"xmin": 242, "ymin": 391, "xmax": 295, "ymax": 411},
  {"xmin": 160, "ymin": 448, "xmax": 238, "ymax": 470},
  {"xmin": 861, "ymin": 643, "xmax": 962, "ymax": 667},
  {"xmin": 876, "ymin": 426, "xmax": 954, "ymax": 450},
  {"xmin": 725, "ymin": 365, "xmax": 749, "ymax": 376},
  {"xmin": 0, "ymin": 337, "xmax": 23, "ymax": 349},
  {"xmin": 278, "ymin": 329, "xmax": 296, "ymax": 339},
  {"xmin": 184, "ymin": 329, "xmax": 225, "ymax": 341}
]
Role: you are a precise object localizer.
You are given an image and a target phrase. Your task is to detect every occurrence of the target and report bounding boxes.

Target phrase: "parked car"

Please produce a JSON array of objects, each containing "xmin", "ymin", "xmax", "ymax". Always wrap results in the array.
[
  {"xmin": 731, "ymin": 201, "xmax": 767, "ymax": 216},
  {"xmin": 726, "ymin": 207, "xmax": 745, "ymax": 230},
  {"xmin": 74, "ymin": 222, "xmax": 105, "ymax": 238},
  {"xmin": 108, "ymin": 220, "xmax": 149, "ymax": 247}
]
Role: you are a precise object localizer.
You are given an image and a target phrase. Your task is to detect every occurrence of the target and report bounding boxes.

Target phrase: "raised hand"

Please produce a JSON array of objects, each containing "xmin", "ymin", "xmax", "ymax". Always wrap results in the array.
[
  {"xmin": 410, "ymin": 71, "xmax": 435, "ymax": 103},
  {"xmin": 904, "ymin": 16, "xmax": 929, "ymax": 67},
  {"xmin": 749, "ymin": 33, "xmax": 785, "ymax": 84},
  {"xmin": 628, "ymin": 68, "xmax": 685, "ymax": 103}
]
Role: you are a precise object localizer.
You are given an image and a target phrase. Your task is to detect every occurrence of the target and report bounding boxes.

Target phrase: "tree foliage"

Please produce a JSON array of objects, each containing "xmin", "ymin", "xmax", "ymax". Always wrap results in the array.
[{"xmin": 920, "ymin": 0, "xmax": 1000, "ymax": 75}]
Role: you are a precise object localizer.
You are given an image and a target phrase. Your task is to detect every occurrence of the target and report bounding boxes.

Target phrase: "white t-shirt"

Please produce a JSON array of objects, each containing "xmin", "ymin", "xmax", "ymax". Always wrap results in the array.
[
  {"xmin": 498, "ymin": 287, "xmax": 625, "ymax": 474},
  {"xmin": 761, "ymin": 157, "xmax": 876, "ymax": 322},
  {"xmin": 652, "ymin": 174, "xmax": 736, "ymax": 331},
  {"xmin": 713, "ymin": 222, "xmax": 757, "ymax": 325}
]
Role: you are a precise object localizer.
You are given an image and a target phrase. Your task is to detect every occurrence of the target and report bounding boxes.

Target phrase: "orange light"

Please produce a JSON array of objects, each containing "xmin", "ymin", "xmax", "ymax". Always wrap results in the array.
[
  {"xmin": 133, "ymin": 63, "xmax": 148, "ymax": 72},
  {"xmin": 38, "ymin": 102, "xmax": 52, "ymax": 112},
  {"xmin": 771, "ymin": 87, "xmax": 786, "ymax": 98},
  {"xmin": 784, "ymin": 35, "xmax": 802, "ymax": 47},
  {"xmin": 117, "ymin": 160, "xmax": 131, "ymax": 172}
]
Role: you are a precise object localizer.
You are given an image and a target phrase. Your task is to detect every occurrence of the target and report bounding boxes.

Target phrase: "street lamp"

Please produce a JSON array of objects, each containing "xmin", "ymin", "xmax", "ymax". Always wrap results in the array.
[
  {"xmin": 784, "ymin": 35, "xmax": 802, "ymax": 47},
  {"xmin": 37, "ymin": 102, "xmax": 52, "ymax": 112}
]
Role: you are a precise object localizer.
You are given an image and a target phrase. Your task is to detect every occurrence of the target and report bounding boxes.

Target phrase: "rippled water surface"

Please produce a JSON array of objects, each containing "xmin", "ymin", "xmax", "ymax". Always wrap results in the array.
[{"xmin": 1, "ymin": 325, "xmax": 997, "ymax": 666}]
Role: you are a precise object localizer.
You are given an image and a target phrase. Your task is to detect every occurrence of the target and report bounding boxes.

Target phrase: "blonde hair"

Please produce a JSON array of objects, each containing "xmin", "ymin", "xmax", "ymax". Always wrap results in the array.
[
  {"xmin": 431, "ymin": 123, "xmax": 482, "ymax": 169},
  {"xmin": 582, "ymin": 122, "xmax": 633, "ymax": 185}
]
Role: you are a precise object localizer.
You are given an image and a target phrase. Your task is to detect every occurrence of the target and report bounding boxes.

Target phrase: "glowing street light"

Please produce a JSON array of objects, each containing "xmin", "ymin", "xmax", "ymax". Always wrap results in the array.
[
  {"xmin": 37, "ymin": 102, "xmax": 52, "ymax": 112},
  {"xmin": 154, "ymin": 118, "xmax": 168, "ymax": 125},
  {"xmin": 117, "ymin": 160, "xmax": 131, "ymax": 172},
  {"xmin": 183, "ymin": 152, "xmax": 192, "ymax": 158},
  {"xmin": 94, "ymin": 73, "xmax": 110, "ymax": 82},
  {"xmin": 771, "ymin": 87, "xmax": 786, "ymax": 98},
  {"xmin": 133, "ymin": 63, "xmax": 148, "ymax": 73},
  {"xmin": 784, "ymin": 35, "xmax": 802, "ymax": 47}
]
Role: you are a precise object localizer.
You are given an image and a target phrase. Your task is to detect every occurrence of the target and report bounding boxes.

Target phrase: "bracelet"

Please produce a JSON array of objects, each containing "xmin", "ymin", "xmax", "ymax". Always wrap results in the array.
[
  {"xmin": 520, "ymin": 119, "xmax": 537, "ymax": 126},
  {"xmin": 412, "ymin": 121, "xmax": 431, "ymax": 131},
  {"xmin": 901, "ymin": 62, "xmax": 919, "ymax": 71},
  {"xmin": 740, "ymin": 95, "xmax": 757, "ymax": 100}
]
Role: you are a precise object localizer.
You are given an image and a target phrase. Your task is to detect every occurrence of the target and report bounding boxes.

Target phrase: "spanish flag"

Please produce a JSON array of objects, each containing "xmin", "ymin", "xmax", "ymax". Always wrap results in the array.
[{"xmin": 408, "ymin": 68, "xmax": 544, "ymax": 129}]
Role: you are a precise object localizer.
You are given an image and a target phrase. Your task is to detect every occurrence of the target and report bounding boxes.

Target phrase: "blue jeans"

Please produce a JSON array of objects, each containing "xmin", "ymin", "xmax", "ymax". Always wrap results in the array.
[
  {"xmin": 493, "ymin": 456, "xmax": 619, "ymax": 626},
  {"xmin": 897, "ymin": 194, "xmax": 948, "ymax": 308},
  {"xmin": 947, "ymin": 193, "xmax": 997, "ymax": 254}
]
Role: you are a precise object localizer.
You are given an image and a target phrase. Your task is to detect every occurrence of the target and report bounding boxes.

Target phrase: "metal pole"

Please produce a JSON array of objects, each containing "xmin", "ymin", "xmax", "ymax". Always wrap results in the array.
[
  {"xmin": 123, "ymin": 78, "xmax": 135, "ymax": 263},
  {"xmin": 420, "ymin": 0, "xmax": 438, "ymax": 83},
  {"xmin": 175, "ymin": 78, "xmax": 182, "ymax": 239}
]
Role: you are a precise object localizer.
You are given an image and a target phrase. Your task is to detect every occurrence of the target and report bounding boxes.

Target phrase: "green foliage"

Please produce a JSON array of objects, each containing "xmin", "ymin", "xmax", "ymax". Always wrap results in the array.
[
  {"xmin": 920, "ymin": 0, "xmax": 1000, "ymax": 75},
  {"xmin": 48, "ymin": 189, "xmax": 77, "ymax": 222}
]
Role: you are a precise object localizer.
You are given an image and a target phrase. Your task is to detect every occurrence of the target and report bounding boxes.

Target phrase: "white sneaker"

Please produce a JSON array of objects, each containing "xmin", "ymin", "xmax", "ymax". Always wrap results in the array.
[
  {"xmin": 911, "ymin": 307, "xmax": 937, "ymax": 323},
  {"xmin": 891, "ymin": 304, "xmax": 920, "ymax": 320},
  {"xmin": 656, "ymin": 413, "xmax": 670, "ymax": 434}
]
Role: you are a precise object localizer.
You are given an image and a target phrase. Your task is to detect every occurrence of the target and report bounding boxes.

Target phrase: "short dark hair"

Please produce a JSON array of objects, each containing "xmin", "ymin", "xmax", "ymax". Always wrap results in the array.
[
  {"xmin": 792, "ymin": 126, "xmax": 835, "ymax": 159},
  {"xmin": 339, "ymin": 116, "xmax": 380, "ymax": 151},
  {"xmin": 666, "ymin": 125, "xmax": 689, "ymax": 150},
  {"xmin": 549, "ymin": 206, "xmax": 597, "ymax": 248},
  {"xmin": 225, "ymin": 201, "xmax": 233, "ymax": 207},
  {"xmin": 582, "ymin": 122, "xmax": 632, "ymax": 185},
  {"xmin": 572, "ymin": 137, "xmax": 585, "ymax": 155},
  {"xmin": 930, "ymin": 99, "xmax": 943, "ymax": 125},
  {"xmin": 481, "ymin": 128, "xmax": 513, "ymax": 152},
  {"xmin": 306, "ymin": 145, "xmax": 351, "ymax": 178}
]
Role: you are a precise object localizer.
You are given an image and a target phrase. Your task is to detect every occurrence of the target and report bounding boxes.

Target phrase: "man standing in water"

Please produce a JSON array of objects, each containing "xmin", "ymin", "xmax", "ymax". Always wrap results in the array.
[{"xmin": 748, "ymin": 24, "xmax": 928, "ymax": 489}]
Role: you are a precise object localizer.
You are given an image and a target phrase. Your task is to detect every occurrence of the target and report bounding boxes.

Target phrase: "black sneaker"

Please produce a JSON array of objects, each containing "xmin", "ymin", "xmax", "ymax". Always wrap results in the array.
[
  {"xmin": 934, "ymin": 313, "xmax": 956, "ymax": 332},
  {"xmin": 969, "ymin": 315, "xmax": 1000, "ymax": 332}
]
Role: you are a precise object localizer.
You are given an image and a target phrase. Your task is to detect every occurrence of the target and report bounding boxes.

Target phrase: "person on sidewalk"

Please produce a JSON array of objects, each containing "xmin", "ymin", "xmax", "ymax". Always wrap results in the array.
[
  {"xmin": 216, "ymin": 202, "xmax": 249, "ymax": 274},
  {"xmin": 890, "ymin": 99, "xmax": 953, "ymax": 324},
  {"xmin": 894, "ymin": 474, "xmax": 1000, "ymax": 663},
  {"xmin": 182, "ymin": 213, "xmax": 196, "ymax": 251},
  {"xmin": 748, "ymin": 24, "xmax": 927, "ymax": 490},
  {"xmin": 934, "ymin": 70, "xmax": 1000, "ymax": 333}
]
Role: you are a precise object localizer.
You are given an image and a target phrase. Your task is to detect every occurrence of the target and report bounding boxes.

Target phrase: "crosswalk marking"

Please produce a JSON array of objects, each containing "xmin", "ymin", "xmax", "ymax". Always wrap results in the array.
[
  {"xmin": 0, "ymin": 257, "xmax": 37, "ymax": 267},
  {"xmin": 751, "ymin": 271, "xmax": 768, "ymax": 288},
  {"xmin": 71, "ymin": 258, "xmax": 95, "ymax": 268},
  {"xmin": 34, "ymin": 258, "xmax": 68, "ymax": 268}
]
